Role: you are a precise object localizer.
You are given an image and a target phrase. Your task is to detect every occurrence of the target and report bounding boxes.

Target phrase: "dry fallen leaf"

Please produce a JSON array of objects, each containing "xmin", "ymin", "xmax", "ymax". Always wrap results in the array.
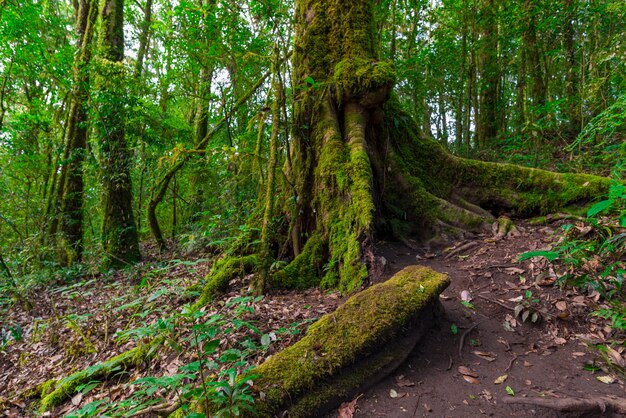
[
  {"xmin": 505, "ymin": 267, "xmax": 525, "ymax": 275},
  {"xmin": 555, "ymin": 301, "xmax": 567, "ymax": 311},
  {"xmin": 494, "ymin": 374, "xmax": 508, "ymax": 384},
  {"xmin": 389, "ymin": 389, "xmax": 398, "ymax": 398},
  {"xmin": 461, "ymin": 290, "xmax": 473, "ymax": 302},
  {"xmin": 596, "ymin": 375, "xmax": 616, "ymax": 384},
  {"xmin": 395, "ymin": 375, "xmax": 415, "ymax": 387},
  {"xmin": 523, "ymin": 360, "xmax": 532, "ymax": 367},
  {"xmin": 554, "ymin": 337, "xmax": 567, "ymax": 345},
  {"xmin": 472, "ymin": 351, "xmax": 497, "ymax": 362},
  {"xmin": 71, "ymin": 392, "xmax": 83, "ymax": 406},
  {"xmin": 606, "ymin": 346, "xmax": 625, "ymax": 367},
  {"xmin": 337, "ymin": 395, "xmax": 362, "ymax": 418},
  {"xmin": 572, "ymin": 352, "xmax": 585, "ymax": 357},
  {"xmin": 463, "ymin": 375, "xmax": 480, "ymax": 384},
  {"xmin": 458, "ymin": 366, "xmax": 479, "ymax": 378}
]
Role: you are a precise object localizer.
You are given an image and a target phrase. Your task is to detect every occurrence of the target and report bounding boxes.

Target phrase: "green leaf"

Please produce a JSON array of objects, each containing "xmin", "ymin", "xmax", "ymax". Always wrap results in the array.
[
  {"xmin": 261, "ymin": 334, "xmax": 271, "ymax": 347},
  {"xmin": 204, "ymin": 339, "xmax": 220, "ymax": 354},
  {"xmin": 451, "ymin": 324, "xmax": 458, "ymax": 335},
  {"xmin": 587, "ymin": 199, "xmax": 614, "ymax": 217},
  {"xmin": 619, "ymin": 212, "xmax": 626, "ymax": 227},
  {"xmin": 304, "ymin": 76, "xmax": 315, "ymax": 85},
  {"xmin": 505, "ymin": 386, "xmax": 515, "ymax": 396},
  {"xmin": 518, "ymin": 251, "xmax": 560, "ymax": 261}
]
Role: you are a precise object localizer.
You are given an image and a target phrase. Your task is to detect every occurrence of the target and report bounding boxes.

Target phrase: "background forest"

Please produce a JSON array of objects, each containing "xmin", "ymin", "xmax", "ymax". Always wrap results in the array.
[
  {"xmin": 1, "ymin": 0, "xmax": 624, "ymax": 275},
  {"xmin": 1, "ymin": 0, "xmax": 626, "ymax": 416}
]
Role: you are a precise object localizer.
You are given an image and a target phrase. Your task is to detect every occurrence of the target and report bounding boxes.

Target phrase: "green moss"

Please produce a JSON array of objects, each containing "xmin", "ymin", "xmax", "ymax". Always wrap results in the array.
[
  {"xmin": 382, "ymin": 97, "xmax": 611, "ymax": 238},
  {"xmin": 39, "ymin": 337, "xmax": 164, "ymax": 411},
  {"xmin": 252, "ymin": 265, "xmax": 449, "ymax": 417},
  {"xmin": 193, "ymin": 255, "xmax": 259, "ymax": 308},
  {"xmin": 333, "ymin": 58, "xmax": 395, "ymax": 103},
  {"xmin": 270, "ymin": 235, "xmax": 325, "ymax": 289}
]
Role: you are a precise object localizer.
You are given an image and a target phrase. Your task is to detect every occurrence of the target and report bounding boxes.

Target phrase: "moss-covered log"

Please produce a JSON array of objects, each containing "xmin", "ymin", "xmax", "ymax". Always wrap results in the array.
[
  {"xmin": 249, "ymin": 265, "xmax": 449, "ymax": 417},
  {"xmin": 38, "ymin": 337, "xmax": 164, "ymax": 411}
]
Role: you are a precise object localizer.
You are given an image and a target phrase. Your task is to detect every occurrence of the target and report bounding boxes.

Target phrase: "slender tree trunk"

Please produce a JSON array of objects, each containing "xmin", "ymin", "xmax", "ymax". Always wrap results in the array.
[
  {"xmin": 523, "ymin": 0, "xmax": 546, "ymax": 127},
  {"xmin": 56, "ymin": 0, "xmax": 98, "ymax": 266},
  {"xmin": 133, "ymin": 0, "xmax": 153, "ymax": 79},
  {"xmin": 476, "ymin": 0, "xmax": 499, "ymax": 148},
  {"xmin": 96, "ymin": 0, "xmax": 141, "ymax": 268}
]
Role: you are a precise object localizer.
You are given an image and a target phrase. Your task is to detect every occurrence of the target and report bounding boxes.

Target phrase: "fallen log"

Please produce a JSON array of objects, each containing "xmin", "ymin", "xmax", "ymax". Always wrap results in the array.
[{"xmin": 249, "ymin": 265, "xmax": 449, "ymax": 417}]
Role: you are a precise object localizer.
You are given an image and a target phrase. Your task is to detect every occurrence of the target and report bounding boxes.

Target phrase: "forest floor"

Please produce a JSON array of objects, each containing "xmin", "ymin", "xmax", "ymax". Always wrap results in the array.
[
  {"xmin": 336, "ymin": 220, "xmax": 626, "ymax": 418},
  {"xmin": 1, "ymin": 220, "xmax": 625, "ymax": 417}
]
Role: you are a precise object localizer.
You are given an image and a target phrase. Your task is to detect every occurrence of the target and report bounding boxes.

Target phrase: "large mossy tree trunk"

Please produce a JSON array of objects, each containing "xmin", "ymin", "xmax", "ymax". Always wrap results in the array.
[
  {"xmin": 270, "ymin": 0, "xmax": 611, "ymax": 294},
  {"xmin": 95, "ymin": 0, "xmax": 141, "ymax": 268},
  {"xmin": 56, "ymin": 0, "xmax": 98, "ymax": 267}
]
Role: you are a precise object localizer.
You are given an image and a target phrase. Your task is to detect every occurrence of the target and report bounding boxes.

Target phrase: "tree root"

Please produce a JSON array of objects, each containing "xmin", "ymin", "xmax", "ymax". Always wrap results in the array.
[
  {"xmin": 192, "ymin": 254, "xmax": 259, "ymax": 309},
  {"xmin": 247, "ymin": 266, "xmax": 449, "ymax": 417},
  {"xmin": 502, "ymin": 395, "xmax": 626, "ymax": 415}
]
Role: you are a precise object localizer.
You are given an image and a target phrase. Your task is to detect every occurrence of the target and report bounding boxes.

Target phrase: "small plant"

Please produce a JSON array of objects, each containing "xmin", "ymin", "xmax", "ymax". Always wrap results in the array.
[
  {"xmin": 70, "ymin": 297, "xmax": 267, "ymax": 417},
  {"xmin": 513, "ymin": 291, "xmax": 541, "ymax": 324},
  {"xmin": 1, "ymin": 322, "xmax": 23, "ymax": 349}
]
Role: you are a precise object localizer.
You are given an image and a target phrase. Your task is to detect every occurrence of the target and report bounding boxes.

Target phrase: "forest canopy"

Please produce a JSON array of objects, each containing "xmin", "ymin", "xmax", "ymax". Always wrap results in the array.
[
  {"xmin": 0, "ymin": 0, "xmax": 624, "ymax": 279},
  {"xmin": 1, "ymin": 0, "xmax": 626, "ymax": 416}
]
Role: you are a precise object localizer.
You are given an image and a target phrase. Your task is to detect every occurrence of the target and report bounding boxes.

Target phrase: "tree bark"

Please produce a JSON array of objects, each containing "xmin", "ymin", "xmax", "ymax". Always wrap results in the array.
[
  {"xmin": 476, "ymin": 0, "xmax": 499, "ymax": 147},
  {"xmin": 96, "ymin": 0, "xmax": 141, "ymax": 268},
  {"xmin": 133, "ymin": 0, "xmax": 153, "ymax": 79},
  {"xmin": 56, "ymin": 0, "xmax": 98, "ymax": 266}
]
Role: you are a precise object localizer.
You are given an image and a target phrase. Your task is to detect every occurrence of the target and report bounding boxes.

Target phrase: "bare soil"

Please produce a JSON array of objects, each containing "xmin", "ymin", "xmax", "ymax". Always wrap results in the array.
[{"xmin": 335, "ymin": 222, "xmax": 626, "ymax": 417}]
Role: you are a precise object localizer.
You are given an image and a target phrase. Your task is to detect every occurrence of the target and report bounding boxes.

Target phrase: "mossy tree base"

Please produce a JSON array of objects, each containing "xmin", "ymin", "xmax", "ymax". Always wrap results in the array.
[{"xmin": 266, "ymin": 0, "xmax": 612, "ymax": 294}]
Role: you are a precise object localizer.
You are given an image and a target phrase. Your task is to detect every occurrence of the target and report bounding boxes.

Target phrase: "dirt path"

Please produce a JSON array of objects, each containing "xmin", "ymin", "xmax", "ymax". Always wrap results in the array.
[{"xmin": 336, "ymin": 222, "xmax": 626, "ymax": 417}]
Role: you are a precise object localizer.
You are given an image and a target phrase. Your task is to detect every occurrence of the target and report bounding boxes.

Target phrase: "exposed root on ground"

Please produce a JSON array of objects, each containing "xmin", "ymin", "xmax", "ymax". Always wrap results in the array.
[{"xmin": 503, "ymin": 395, "xmax": 626, "ymax": 415}]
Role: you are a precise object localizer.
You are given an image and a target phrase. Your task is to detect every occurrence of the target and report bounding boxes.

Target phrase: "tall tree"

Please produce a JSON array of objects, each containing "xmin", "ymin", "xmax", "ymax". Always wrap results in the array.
[
  {"xmin": 56, "ymin": 0, "xmax": 98, "ymax": 266},
  {"xmin": 267, "ymin": 0, "xmax": 608, "ymax": 293},
  {"xmin": 476, "ymin": 0, "xmax": 500, "ymax": 146},
  {"xmin": 95, "ymin": 0, "xmax": 141, "ymax": 267}
]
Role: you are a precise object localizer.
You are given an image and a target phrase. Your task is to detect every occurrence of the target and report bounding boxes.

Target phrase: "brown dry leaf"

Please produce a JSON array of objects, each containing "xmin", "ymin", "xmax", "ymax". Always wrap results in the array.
[
  {"xmin": 337, "ymin": 394, "xmax": 362, "ymax": 418},
  {"xmin": 554, "ymin": 337, "xmax": 567, "ymax": 345},
  {"xmin": 605, "ymin": 346, "xmax": 625, "ymax": 367},
  {"xmin": 463, "ymin": 375, "xmax": 481, "ymax": 384},
  {"xmin": 535, "ymin": 274, "xmax": 556, "ymax": 286},
  {"xmin": 572, "ymin": 352, "xmax": 585, "ymax": 357},
  {"xmin": 395, "ymin": 375, "xmax": 415, "ymax": 387},
  {"xmin": 505, "ymin": 267, "xmax": 525, "ymax": 275},
  {"xmin": 458, "ymin": 366, "xmax": 479, "ymax": 378},
  {"xmin": 472, "ymin": 351, "xmax": 497, "ymax": 362},
  {"xmin": 555, "ymin": 301, "xmax": 567, "ymax": 311}
]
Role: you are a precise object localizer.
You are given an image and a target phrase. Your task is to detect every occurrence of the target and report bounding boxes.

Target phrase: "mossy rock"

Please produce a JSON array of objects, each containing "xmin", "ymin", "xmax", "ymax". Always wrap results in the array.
[{"xmin": 251, "ymin": 265, "xmax": 449, "ymax": 417}]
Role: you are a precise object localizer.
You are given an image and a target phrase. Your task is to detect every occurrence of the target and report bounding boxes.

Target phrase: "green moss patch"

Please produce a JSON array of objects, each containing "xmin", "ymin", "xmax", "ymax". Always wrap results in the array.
[
  {"xmin": 193, "ymin": 255, "xmax": 259, "ymax": 308},
  {"xmin": 251, "ymin": 265, "xmax": 449, "ymax": 417}
]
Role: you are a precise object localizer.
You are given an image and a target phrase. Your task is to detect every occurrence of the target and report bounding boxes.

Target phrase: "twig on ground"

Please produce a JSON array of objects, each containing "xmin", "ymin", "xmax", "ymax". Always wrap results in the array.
[
  {"xmin": 477, "ymin": 294, "xmax": 514, "ymax": 311},
  {"xmin": 458, "ymin": 323, "xmax": 480, "ymax": 359},
  {"xmin": 445, "ymin": 241, "xmax": 479, "ymax": 260},
  {"xmin": 504, "ymin": 352, "xmax": 523, "ymax": 372}
]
